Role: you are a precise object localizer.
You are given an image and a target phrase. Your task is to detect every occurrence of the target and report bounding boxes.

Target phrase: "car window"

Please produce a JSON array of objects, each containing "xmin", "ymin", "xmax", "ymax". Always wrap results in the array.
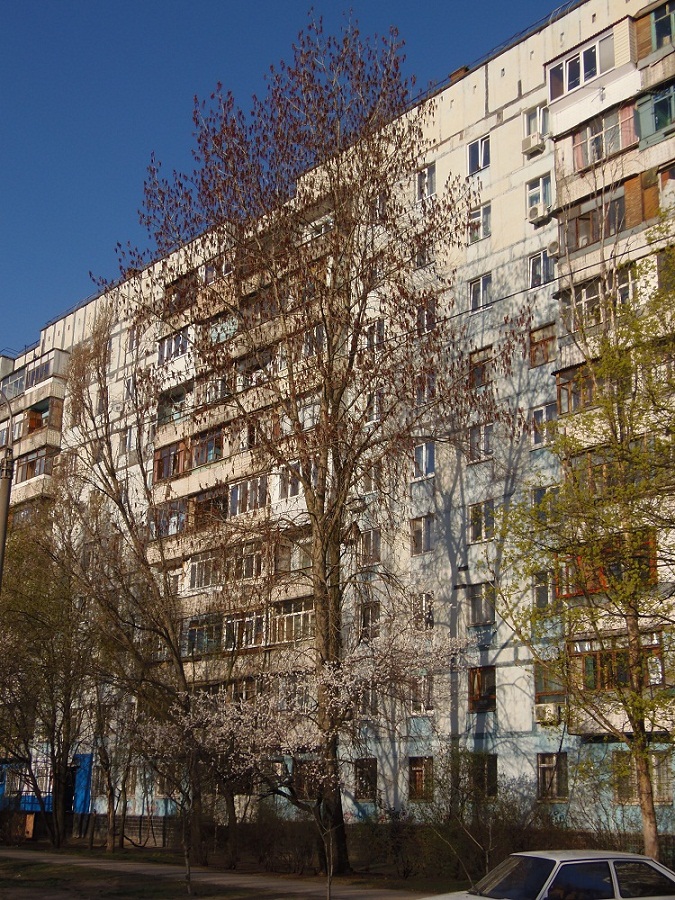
[
  {"xmin": 471, "ymin": 855, "xmax": 555, "ymax": 900},
  {"xmin": 614, "ymin": 860, "xmax": 675, "ymax": 897},
  {"xmin": 547, "ymin": 861, "xmax": 614, "ymax": 900}
]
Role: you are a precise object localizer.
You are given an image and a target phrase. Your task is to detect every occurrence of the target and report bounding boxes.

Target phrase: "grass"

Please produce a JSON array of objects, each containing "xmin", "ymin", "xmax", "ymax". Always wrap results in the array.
[
  {"xmin": 0, "ymin": 858, "xmax": 261, "ymax": 898},
  {"xmin": 0, "ymin": 847, "xmax": 465, "ymax": 898}
]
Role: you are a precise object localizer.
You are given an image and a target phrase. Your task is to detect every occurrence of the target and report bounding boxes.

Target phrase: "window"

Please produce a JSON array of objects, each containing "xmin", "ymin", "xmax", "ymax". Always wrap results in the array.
[
  {"xmin": 613, "ymin": 751, "xmax": 672, "ymax": 804},
  {"xmin": 15, "ymin": 448, "xmax": 54, "ymax": 484},
  {"xmin": 230, "ymin": 542, "xmax": 263, "ymax": 580},
  {"xmin": 537, "ymin": 752, "xmax": 568, "ymax": 800},
  {"xmin": 468, "ymin": 203, "xmax": 491, "ymax": 243},
  {"xmin": 158, "ymin": 386, "xmax": 189, "ymax": 424},
  {"xmin": 571, "ymin": 633, "xmax": 663, "ymax": 692},
  {"xmin": 469, "ymin": 666, "xmax": 496, "ymax": 712},
  {"xmin": 413, "ymin": 592, "xmax": 434, "ymax": 630},
  {"xmin": 468, "ymin": 136, "xmax": 490, "ymax": 175},
  {"xmin": 360, "ymin": 528, "xmax": 381, "ymax": 565},
  {"xmin": 525, "ymin": 104, "xmax": 550, "ymax": 137},
  {"xmin": 653, "ymin": 2, "xmax": 675, "ymax": 50},
  {"xmin": 532, "ymin": 486, "xmax": 558, "ymax": 525},
  {"xmin": 469, "ymin": 499, "xmax": 494, "ymax": 543},
  {"xmin": 184, "ymin": 615, "xmax": 222, "ymax": 657},
  {"xmin": 529, "ymin": 252, "xmax": 555, "ymax": 290},
  {"xmin": 414, "ymin": 242, "xmax": 434, "ymax": 269},
  {"xmin": 533, "ymin": 571, "xmax": 557, "ymax": 611},
  {"xmin": 279, "ymin": 463, "xmax": 301, "ymax": 500},
  {"xmin": 359, "ymin": 596, "xmax": 380, "ymax": 642},
  {"xmin": 153, "ymin": 441, "xmax": 189, "ymax": 482},
  {"xmin": 272, "ymin": 598, "xmax": 315, "ymax": 643},
  {"xmin": 548, "ymin": 33, "xmax": 614, "ymax": 101},
  {"xmin": 527, "ymin": 174, "xmax": 552, "ymax": 212},
  {"xmin": 165, "ymin": 271, "xmax": 198, "ymax": 313},
  {"xmin": 534, "ymin": 662, "xmax": 565, "ymax": 704},
  {"xmin": 615, "ymin": 860, "xmax": 675, "ymax": 897},
  {"xmin": 469, "ymin": 273, "xmax": 492, "ymax": 311},
  {"xmin": 469, "ymin": 582, "xmax": 495, "ymax": 626},
  {"xmin": 224, "ymin": 611, "xmax": 265, "ymax": 650},
  {"xmin": 362, "ymin": 461, "xmax": 383, "ymax": 495},
  {"xmin": 471, "ymin": 753, "xmax": 498, "ymax": 797},
  {"xmin": 410, "ymin": 674, "xmax": 434, "ymax": 714},
  {"xmin": 192, "ymin": 430, "xmax": 223, "ymax": 468},
  {"xmin": 469, "ymin": 347, "xmax": 492, "ymax": 389},
  {"xmin": 204, "ymin": 256, "xmax": 227, "ymax": 284},
  {"xmin": 416, "ymin": 298, "xmax": 436, "ymax": 334},
  {"xmin": 411, "ymin": 515, "xmax": 434, "ymax": 556},
  {"xmin": 127, "ymin": 325, "xmax": 139, "ymax": 353},
  {"xmin": 529, "ymin": 324, "xmax": 556, "ymax": 367},
  {"xmin": 152, "ymin": 499, "xmax": 187, "ymax": 537},
  {"xmin": 638, "ymin": 80, "xmax": 675, "ymax": 146},
  {"xmin": 303, "ymin": 323, "xmax": 325, "ymax": 358},
  {"xmin": 120, "ymin": 424, "xmax": 137, "ymax": 457},
  {"xmin": 365, "ymin": 389, "xmax": 383, "ymax": 424},
  {"xmin": 158, "ymin": 326, "xmax": 189, "ymax": 364},
  {"xmin": 228, "ymin": 475, "xmax": 268, "ymax": 517},
  {"xmin": 469, "ymin": 423, "xmax": 493, "ymax": 461},
  {"xmin": 409, "ymin": 756, "xmax": 433, "ymax": 801},
  {"xmin": 415, "ymin": 370, "xmax": 436, "ymax": 406},
  {"xmin": 413, "ymin": 441, "xmax": 435, "ymax": 478},
  {"xmin": 193, "ymin": 489, "xmax": 228, "ymax": 530},
  {"xmin": 416, "ymin": 163, "xmax": 436, "ymax": 202},
  {"xmin": 365, "ymin": 318, "xmax": 385, "ymax": 353},
  {"xmin": 189, "ymin": 551, "xmax": 221, "ymax": 589},
  {"xmin": 573, "ymin": 106, "xmax": 637, "ymax": 169},
  {"xmin": 564, "ymin": 193, "xmax": 625, "ymax": 253},
  {"xmin": 354, "ymin": 758, "xmax": 377, "ymax": 801},
  {"xmin": 557, "ymin": 366, "xmax": 599, "ymax": 415}
]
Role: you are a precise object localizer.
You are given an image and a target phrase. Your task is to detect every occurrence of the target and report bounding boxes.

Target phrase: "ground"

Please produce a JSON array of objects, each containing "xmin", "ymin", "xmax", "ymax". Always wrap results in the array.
[{"xmin": 0, "ymin": 846, "xmax": 451, "ymax": 899}]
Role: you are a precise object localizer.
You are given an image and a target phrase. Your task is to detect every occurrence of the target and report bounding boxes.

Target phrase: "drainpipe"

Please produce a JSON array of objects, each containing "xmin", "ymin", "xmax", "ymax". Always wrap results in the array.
[{"xmin": 0, "ymin": 388, "xmax": 14, "ymax": 591}]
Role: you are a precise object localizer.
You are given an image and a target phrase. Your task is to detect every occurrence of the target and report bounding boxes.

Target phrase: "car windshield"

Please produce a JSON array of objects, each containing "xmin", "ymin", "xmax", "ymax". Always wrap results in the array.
[{"xmin": 470, "ymin": 855, "xmax": 555, "ymax": 900}]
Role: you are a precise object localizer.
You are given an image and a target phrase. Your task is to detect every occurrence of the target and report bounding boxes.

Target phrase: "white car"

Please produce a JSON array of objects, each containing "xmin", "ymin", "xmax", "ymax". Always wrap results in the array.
[{"xmin": 424, "ymin": 849, "xmax": 675, "ymax": 900}]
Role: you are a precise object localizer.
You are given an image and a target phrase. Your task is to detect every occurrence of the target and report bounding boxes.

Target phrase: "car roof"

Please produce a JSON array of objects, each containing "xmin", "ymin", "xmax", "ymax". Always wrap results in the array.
[{"xmin": 514, "ymin": 850, "xmax": 656, "ymax": 862}]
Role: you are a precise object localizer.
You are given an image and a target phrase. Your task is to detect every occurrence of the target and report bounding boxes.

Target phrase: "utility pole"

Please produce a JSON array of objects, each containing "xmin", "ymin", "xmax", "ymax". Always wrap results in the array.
[{"xmin": 0, "ymin": 388, "xmax": 14, "ymax": 591}]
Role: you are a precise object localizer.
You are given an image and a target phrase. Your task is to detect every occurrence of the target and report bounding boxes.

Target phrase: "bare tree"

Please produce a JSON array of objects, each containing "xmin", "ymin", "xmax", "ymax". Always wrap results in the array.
[{"xmin": 104, "ymin": 16, "xmax": 528, "ymax": 877}]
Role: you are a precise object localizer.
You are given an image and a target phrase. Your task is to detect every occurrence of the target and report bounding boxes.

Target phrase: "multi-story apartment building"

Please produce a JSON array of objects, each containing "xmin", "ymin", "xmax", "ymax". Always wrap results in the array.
[{"xmin": 1, "ymin": 0, "xmax": 674, "ymax": 842}]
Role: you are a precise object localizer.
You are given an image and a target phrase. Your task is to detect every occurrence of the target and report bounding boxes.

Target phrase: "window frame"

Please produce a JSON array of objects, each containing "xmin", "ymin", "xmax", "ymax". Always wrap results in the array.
[
  {"xmin": 469, "ymin": 273, "xmax": 492, "ymax": 311},
  {"xmin": 468, "ymin": 203, "xmax": 491, "ymax": 243},
  {"xmin": 408, "ymin": 756, "xmax": 434, "ymax": 801},
  {"xmin": 468, "ymin": 498, "xmax": 494, "ymax": 543},
  {"xmin": 529, "ymin": 252, "xmax": 555, "ymax": 290},
  {"xmin": 526, "ymin": 174, "xmax": 552, "ymax": 211},
  {"xmin": 411, "ymin": 514, "xmax": 435, "ymax": 556},
  {"xmin": 469, "ymin": 581, "xmax": 496, "ymax": 626},
  {"xmin": 354, "ymin": 757, "xmax": 378, "ymax": 801},
  {"xmin": 469, "ymin": 422, "xmax": 493, "ymax": 462},
  {"xmin": 548, "ymin": 33, "xmax": 615, "ymax": 101},
  {"xmin": 469, "ymin": 665, "xmax": 497, "ymax": 712},
  {"xmin": 469, "ymin": 346, "xmax": 492, "ymax": 389},
  {"xmin": 468, "ymin": 136, "xmax": 490, "ymax": 175},
  {"xmin": 537, "ymin": 752, "xmax": 568, "ymax": 800},
  {"xmin": 413, "ymin": 441, "xmax": 435, "ymax": 479}
]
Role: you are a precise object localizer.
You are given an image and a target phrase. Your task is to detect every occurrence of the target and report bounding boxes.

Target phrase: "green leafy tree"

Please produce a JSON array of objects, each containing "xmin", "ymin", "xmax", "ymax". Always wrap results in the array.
[{"xmin": 497, "ymin": 237, "xmax": 675, "ymax": 859}]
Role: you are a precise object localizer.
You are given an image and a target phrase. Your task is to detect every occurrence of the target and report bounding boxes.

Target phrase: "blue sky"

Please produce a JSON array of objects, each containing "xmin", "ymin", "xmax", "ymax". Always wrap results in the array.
[{"xmin": 0, "ymin": 0, "xmax": 562, "ymax": 355}]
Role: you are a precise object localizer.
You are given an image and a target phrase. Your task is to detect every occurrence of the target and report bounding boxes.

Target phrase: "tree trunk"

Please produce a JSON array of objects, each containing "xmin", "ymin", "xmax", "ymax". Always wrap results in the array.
[
  {"xmin": 222, "ymin": 785, "xmax": 238, "ymax": 869},
  {"xmin": 106, "ymin": 782, "xmax": 116, "ymax": 852},
  {"xmin": 635, "ymin": 746, "xmax": 660, "ymax": 859}
]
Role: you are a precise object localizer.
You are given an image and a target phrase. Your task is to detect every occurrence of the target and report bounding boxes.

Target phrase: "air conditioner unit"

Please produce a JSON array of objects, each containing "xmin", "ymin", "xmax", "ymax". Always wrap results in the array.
[
  {"xmin": 547, "ymin": 239, "xmax": 562, "ymax": 258},
  {"xmin": 522, "ymin": 132, "xmax": 546, "ymax": 156},
  {"xmin": 535, "ymin": 702, "xmax": 562, "ymax": 725},
  {"xmin": 529, "ymin": 203, "xmax": 549, "ymax": 224}
]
